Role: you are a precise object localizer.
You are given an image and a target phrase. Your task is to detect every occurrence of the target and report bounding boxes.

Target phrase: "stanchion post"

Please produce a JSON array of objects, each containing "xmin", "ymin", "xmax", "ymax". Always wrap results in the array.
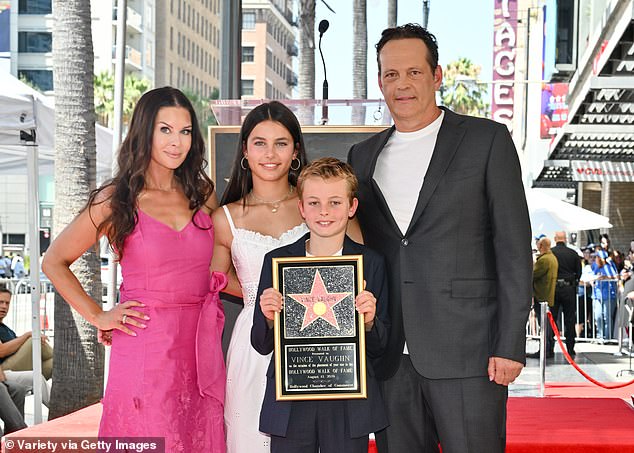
[{"xmin": 539, "ymin": 301, "xmax": 548, "ymax": 397}]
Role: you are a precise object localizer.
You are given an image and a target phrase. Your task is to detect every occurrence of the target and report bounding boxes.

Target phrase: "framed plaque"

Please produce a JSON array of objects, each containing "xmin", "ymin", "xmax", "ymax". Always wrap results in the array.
[{"xmin": 272, "ymin": 255, "xmax": 366, "ymax": 401}]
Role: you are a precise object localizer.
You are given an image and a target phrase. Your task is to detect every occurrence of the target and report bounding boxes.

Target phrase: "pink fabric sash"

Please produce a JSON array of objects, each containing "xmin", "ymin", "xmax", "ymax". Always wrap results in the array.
[
  {"xmin": 119, "ymin": 271, "xmax": 228, "ymax": 405},
  {"xmin": 197, "ymin": 272, "xmax": 228, "ymax": 403}
]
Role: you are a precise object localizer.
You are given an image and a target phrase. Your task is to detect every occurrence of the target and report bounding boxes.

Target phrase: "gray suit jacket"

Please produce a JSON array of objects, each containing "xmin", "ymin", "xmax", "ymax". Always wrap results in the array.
[{"xmin": 347, "ymin": 107, "xmax": 532, "ymax": 381}]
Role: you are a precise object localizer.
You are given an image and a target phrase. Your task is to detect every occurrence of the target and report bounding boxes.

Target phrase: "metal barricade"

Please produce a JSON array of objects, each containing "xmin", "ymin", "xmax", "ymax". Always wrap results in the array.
[{"xmin": 0, "ymin": 277, "xmax": 55, "ymax": 340}]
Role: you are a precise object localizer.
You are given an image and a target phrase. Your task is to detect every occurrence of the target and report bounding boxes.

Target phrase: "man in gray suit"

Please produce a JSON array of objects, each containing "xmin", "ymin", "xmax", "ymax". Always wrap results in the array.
[{"xmin": 347, "ymin": 24, "xmax": 532, "ymax": 453}]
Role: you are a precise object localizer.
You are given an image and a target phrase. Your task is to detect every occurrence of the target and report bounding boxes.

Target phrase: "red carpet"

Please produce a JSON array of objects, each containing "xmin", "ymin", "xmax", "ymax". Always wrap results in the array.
[
  {"xmin": 4, "ymin": 396, "xmax": 634, "ymax": 452},
  {"xmin": 507, "ymin": 397, "xmax": 634, "ymax": 453}
]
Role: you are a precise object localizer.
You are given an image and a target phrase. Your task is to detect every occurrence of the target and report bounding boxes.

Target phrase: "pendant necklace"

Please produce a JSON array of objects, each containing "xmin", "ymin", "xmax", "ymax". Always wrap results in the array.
[{"xmin": 250, "ymin": 187, "xmax": 294, "ymax": 213}]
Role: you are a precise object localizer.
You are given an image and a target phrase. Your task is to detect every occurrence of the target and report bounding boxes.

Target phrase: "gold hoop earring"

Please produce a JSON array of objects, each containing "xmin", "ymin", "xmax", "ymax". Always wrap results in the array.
[
  {"xmin": 240, "ymin": 157, "xmax": 248, "ymax": 170},
  {"xmin": 290, "ymin": 157, "xmax": 301, "ymax": 171}
]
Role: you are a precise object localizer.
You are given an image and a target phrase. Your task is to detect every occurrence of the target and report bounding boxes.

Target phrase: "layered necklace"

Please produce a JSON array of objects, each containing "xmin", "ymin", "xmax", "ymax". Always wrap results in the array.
[{"xmin": 249, "ymin": 186, "xmax": 294, "ymax": 213}]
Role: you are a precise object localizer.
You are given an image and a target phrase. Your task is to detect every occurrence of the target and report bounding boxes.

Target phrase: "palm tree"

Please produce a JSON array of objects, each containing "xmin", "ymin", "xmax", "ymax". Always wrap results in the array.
[
  {"xmin": 352, "ymin": 0, "xmax": 367, "ymax": 125},
  {"xmin": 352, "ymin": 0, "xmax": 367, "ymax": 99},
  {"xmin": 94, "ymin": 71, "xmax": 150, "ymax": 128},
  {"xmin": 49, "ymin": 0, "xmax": 104, "ymax": 418},
  {"xmin": 181, "ymin": 87, "xmax": 220, "ymax": 142},
  {"xmin": 388, "ymin": 0, "xmax": 397, "ymax": 27},
  {"xmin": 440, "ymin": 57, "xmax": 489, "ymax": 118},
  {"xmin": 298, "ymin": 0, "xmax": 316, "ymax": 100}
]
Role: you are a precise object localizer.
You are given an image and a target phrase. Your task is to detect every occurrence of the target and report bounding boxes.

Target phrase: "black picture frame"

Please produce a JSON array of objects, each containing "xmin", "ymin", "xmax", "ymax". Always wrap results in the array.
[{"xmin": 272, "ymin": 255, "xmax": 367, "ymax": 400}]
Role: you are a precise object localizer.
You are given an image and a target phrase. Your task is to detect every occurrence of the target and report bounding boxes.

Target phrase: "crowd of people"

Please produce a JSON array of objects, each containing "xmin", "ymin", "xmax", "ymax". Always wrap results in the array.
[
  {"xmin": 531, "ymin": 232, "xmax": 634, "ymax": 358},
  {"xmin": 7, "ymin": 21, "xmax": 615, "ymax": 453},
  {"xmin": 0, "ymin": 254, "xmax": 26, "ymax": 279}
]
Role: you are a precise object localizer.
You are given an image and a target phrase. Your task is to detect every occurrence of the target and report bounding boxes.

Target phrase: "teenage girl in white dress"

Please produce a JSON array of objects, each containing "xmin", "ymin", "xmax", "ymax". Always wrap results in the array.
[{"xmin": 211, "ymin": 102, "xmax": 309, "ymax": 453}]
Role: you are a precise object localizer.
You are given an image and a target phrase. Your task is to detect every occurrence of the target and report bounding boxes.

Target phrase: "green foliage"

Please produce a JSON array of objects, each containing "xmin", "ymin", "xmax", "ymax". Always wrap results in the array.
[
  {"xmin": 440, "ymin": 58, "xmax": 490, "ymax": 118},
  {"xmin": 93, "ymin": 71, "xmax": 150, "ymax": 127},
  {"xmin": 181, "ymin": 87, "xmax": 219, "ymax": 141}
]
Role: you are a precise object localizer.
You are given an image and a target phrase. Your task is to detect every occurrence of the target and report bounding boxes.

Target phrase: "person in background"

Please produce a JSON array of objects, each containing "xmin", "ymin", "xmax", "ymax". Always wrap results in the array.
[
  {"xmin": 0, "ymin": 256, "xmax": 10, "ymax": 279},
  {"xmin": 347, "ymin": 23, "xmax": 532, "ymax": 453},
  {"xmin": 0, "ymin": 287, "xmax": 53, "ymax": 379},
  {"xmin": 550, "ymin": 232, "xmax": 582, "ymax": 357},
  {"xmin": 528, "ymin": 237, "xmax": 558, "ymax": 359},
  {"xmin": 0, "ymin": 366, "xmax": 27, "ymax": 435},
  {"xmin": 42, "ymin": 87, "xmax": 226, "ymax": 452},
  {"xmin": 10, "ymin": 255, "xmax": 24, "ymax": 279},
  {"xmin": 592, "ymin": 250, "xmax": 618, "ymax": 340},
  {"xmin": 578, "ymin": 246, "xmax": 597, "ymax": 338}
]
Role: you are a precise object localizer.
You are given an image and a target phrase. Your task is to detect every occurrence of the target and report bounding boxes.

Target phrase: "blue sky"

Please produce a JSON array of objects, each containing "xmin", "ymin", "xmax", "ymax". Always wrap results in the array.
[{"xmin": 314, "ymin": 0, "xmax": 494, "ymax": 99}]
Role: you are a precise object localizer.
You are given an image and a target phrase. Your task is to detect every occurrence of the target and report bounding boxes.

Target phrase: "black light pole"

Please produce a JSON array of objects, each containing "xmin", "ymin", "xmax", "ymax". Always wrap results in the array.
[
  {"xmin": 318, "ymin": 19, "xmax": 329, "ymax": 125},
  {"xmin": 423, "ymin": 0, "xmax": 430, "ymax": 28}
]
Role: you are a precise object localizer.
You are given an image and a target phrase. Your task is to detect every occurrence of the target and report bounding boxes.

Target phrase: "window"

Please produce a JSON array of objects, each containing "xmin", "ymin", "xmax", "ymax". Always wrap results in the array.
[
  {"xmin": 18, "ymin": 32, "xmax": 52, "ymax": 53},
  {"xmin": 241, "ymin": 79, "xmax": 254, "ymax": 96},
  {"xmin": 18, "ymin": 69, "xmax": 53, "ymax": 91},
  {"xmin": 266, "ymin": 49, "xmax": 272, "ymax": 68},
  {"xmin": 2, "ymin": 234, "xmax": 26, "ymax": 246},
  {"xmin": 18, "ymin": 0, "xmax": 51, "ymax": 14},
  {"xmin": 266, "ymin": 81, "xmax": 273, "ymax": 99},
  {"xmin": 170, "ymin": 27, "xmax": 173, "ymax": 51},
  {"xmin": 242, "ymin": 11, "xmax": 256, "ymax": 29},
  {"xmin": 242, "ymin": 46, "xmax": 254, "ymax": 63}
]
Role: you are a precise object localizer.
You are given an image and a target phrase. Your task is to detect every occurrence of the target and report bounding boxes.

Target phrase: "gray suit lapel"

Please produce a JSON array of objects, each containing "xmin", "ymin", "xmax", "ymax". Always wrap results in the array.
[
  {"xmin": 405, "ymin": 108, "xmax": 466, "ymax": 236},
  {"xmin": 366, "ymin": 127, "xmax": 402, "ymax": 235}
]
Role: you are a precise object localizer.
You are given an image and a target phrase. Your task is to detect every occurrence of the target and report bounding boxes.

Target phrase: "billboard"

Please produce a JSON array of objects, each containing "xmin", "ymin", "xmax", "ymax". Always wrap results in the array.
[
  {"xmin": 492, "ymin": 0, "xmax": 518, "ymax": 132},
  {"xmin": 540, "ymin": 82, "xmax": 569, "ymax": 138},
  {"xmin": 0, "ymin": 1, "xmax": 9, "ymax": 53}
]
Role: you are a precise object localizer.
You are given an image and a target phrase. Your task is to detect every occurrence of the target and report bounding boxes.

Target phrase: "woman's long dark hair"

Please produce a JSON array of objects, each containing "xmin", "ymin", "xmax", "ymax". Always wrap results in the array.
[
  {"xmin": 87, "ymin": 86, "xmax": 214, "ymax": 258},
  {"xmin": 220, "ymin": 101, "xmax": 308, "ymax": 205}
]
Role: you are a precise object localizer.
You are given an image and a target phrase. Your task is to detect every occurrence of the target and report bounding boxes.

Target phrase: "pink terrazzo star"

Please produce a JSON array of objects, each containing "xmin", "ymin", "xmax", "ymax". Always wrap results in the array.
[{"xmin": 287, "ymin": 270, "xmax": 350, "ymax": 331}]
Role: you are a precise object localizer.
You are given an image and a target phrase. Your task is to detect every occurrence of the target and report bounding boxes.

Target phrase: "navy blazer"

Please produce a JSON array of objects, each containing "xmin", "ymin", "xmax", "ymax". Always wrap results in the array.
[
  {"xmin": 251, "ymin": 233, "xmax": 390, "ymax": 438},
  {"xmin": 348, "ymin": 107, "xmax": 533, "ymax": 381}
]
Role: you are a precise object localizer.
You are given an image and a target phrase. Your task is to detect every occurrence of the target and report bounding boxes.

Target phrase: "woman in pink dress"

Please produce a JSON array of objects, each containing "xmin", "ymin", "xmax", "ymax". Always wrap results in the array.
[{"xmin": 42, "ymin": 87, "xmax": 226, "ymax": 452}]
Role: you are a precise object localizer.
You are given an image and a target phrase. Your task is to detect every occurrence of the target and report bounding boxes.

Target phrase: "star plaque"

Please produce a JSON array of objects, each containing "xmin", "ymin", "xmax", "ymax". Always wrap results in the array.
[{"xmin": 272, "ymin": 255, "xmax": 367, "ymax": 400}]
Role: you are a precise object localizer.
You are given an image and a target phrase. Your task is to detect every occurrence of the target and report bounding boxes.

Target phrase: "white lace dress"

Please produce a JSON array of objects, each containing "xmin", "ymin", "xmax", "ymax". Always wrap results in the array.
[{"xmin": 223, "ymin": 205, "xmax": 308, "ymax": 453}]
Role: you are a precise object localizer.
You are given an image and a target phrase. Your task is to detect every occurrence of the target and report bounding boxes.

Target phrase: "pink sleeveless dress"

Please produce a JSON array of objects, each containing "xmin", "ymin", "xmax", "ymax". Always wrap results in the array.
[{"xmin": 99, "ymin": 209, "xmax": 227, "ymax": 453}]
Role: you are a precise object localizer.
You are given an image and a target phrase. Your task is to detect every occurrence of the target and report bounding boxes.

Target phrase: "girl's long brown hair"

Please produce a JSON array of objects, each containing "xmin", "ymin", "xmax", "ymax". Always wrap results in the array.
[{"xmin": 87, "ymin": 87, "xmax": 214, "ymax": 258}]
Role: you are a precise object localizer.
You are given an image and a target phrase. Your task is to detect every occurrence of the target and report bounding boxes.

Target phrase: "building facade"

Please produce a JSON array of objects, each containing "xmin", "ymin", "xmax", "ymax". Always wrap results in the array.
[
  {"xmin": 155, "ymin": 0, "xmax": 222, "ymax": 98},
  {"xmin": 241, "ymin": 0, "xmax": 297, "ymax": 100},
  {"xmin": 512, "ymin": 0, "xmax": 634, "ymax": 252}
]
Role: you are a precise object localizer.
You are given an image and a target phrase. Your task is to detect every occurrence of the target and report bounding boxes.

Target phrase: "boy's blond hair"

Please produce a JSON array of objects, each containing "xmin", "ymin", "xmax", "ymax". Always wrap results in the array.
[{"xmin": 297, "ymin": 157, "xmax": 358, "ymax": 203}]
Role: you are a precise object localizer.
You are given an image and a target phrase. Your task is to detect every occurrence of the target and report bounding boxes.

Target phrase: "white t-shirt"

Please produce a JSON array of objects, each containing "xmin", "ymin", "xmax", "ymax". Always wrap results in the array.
[{"xmin": 373, "ymin": 111, "xmax": 444, "ymax": 235}]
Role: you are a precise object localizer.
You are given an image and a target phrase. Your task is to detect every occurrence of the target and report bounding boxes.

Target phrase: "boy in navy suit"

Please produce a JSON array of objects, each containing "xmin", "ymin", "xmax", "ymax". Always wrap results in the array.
[{"xmin": 251, "ymin": 157, "xmax": 390, "ymax": 453}]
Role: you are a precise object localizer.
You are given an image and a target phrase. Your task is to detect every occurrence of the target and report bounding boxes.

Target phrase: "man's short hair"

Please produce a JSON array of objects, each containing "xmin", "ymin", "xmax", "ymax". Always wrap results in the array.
[
  {"xmin": 538, "ymin": 237, "xmax": 551, "ymax": 251},
  {"xmin": 375, "ymin": 23, "xmax": 439, "ymax": 73},
  {"xmin": 0, "ymin": 285, "xmax": 11, "ymax": 297},
  {"xmin": 297, "ymin": 157, "xmax": 358, "ymax": 203}
]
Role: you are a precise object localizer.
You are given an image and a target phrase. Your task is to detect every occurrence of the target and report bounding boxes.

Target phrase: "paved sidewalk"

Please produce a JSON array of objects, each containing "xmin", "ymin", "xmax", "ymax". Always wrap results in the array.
[
  {"xmin": 22, "ymin": 340, "xmax": 634, "ymax": 426},
  {"xmin": 511, "ymin": 339, "xmax": 634, "ymax": 397}
]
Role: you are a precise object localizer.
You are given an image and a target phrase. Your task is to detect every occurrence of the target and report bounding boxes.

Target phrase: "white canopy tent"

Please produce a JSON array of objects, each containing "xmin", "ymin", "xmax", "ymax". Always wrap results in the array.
[
  {"xmin": 0, "ymin": 72, "xmax": 113, "ymax": 178},
  {"xmin": 0, "ymin": 72, "xmax": 113, "ymax": 423},
  {"xmin": 526, "ymin": 189, "xmax": 612, "ymax": 235}
]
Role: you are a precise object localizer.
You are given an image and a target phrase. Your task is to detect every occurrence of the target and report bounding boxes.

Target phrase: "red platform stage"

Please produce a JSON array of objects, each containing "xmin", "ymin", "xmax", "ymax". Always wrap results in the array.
[{"xmin": 4, "ymin": 393, "xmax": 634, "ymax": 452}]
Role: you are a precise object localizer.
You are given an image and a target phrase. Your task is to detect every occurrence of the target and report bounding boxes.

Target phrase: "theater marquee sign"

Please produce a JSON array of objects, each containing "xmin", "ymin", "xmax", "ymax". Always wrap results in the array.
[
  {"xmin": 571, "ymin": 161, "xmax": 634, "ymax": 182},
  {"xmin": 492, "ymin": 0, "xmax": 517, "ymax": 132}
]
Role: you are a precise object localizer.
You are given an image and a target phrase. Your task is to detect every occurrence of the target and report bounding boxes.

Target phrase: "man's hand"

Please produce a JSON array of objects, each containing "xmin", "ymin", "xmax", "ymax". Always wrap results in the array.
[{"xmin": 487, "ymin": 356, "xmax": 523, "ymax": 386}]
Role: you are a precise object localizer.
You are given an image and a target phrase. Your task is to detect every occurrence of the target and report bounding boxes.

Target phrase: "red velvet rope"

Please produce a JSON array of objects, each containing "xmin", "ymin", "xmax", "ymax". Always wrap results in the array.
[{"xmin": 547, "ymin": 311, "xmax": 634, "ymax": 389}]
